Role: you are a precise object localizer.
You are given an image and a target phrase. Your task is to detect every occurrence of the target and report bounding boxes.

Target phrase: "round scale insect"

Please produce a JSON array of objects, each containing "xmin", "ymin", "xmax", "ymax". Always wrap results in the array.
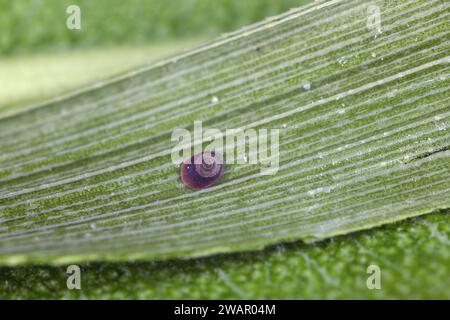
[{"xmin": 180, "ymin": 151, "xmax": 224, "ymax": 190}]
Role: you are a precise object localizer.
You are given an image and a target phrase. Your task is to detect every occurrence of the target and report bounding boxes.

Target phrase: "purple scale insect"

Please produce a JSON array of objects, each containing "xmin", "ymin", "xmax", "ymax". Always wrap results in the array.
[{"xmin": 180, "ymin": 151, "xmax": 224, "ymax": 190}]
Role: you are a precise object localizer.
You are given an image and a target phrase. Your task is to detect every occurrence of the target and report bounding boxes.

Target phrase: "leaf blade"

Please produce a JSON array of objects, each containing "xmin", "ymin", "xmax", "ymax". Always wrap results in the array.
[{"xmin": 0, "ymin": 0, "xmax": 449, "ymax": 264}]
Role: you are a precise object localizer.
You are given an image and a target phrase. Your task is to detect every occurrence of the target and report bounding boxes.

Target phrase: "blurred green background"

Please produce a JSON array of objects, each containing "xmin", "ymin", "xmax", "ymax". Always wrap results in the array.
[
  {"xmin": 0, "ymin": 0, "xmax": 310, "ymax": 56},
  {"xmin": 0, "ymin": 0, "xmax": 310, "ymax": 117}
]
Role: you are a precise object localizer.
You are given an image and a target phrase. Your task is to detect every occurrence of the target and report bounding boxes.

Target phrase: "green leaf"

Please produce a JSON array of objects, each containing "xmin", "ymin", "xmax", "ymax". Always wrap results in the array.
[
  {"xmin": 1, "ymin": 211, "xmax": 448, "ymax": 299},
  {"xmin": 0, "ymin": 0, "xmax": 449, "ymax": 265}
]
